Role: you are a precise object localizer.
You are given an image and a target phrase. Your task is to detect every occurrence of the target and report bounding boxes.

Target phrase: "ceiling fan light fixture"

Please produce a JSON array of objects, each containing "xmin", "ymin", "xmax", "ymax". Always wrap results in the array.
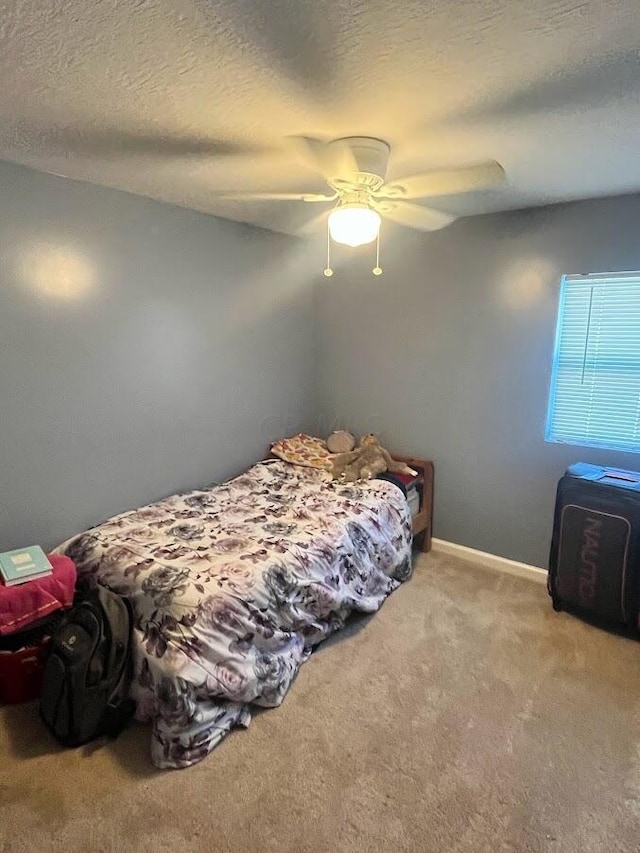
[{"xmin": 328, "ymin": 204, "xmax": 381, "ymax": 247}]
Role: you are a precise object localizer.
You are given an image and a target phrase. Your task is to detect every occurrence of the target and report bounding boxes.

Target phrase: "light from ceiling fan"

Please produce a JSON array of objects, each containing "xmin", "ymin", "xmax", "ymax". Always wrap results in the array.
[{"xmin": 328, "ymin": 204, "xmax": 381, "ymax": 247}]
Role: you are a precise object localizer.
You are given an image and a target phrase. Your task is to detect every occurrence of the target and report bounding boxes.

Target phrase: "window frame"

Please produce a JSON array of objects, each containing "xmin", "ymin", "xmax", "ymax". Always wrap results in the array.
[{"xmin": 545, "ymin": 270, "xmax": 640, "ymax": 454}]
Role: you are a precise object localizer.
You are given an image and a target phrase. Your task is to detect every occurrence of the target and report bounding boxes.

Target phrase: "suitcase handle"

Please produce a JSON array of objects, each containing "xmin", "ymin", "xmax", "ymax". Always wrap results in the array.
[{"xmin": 600, "ymin": 472, "xmax": 640, "ymax": 484}]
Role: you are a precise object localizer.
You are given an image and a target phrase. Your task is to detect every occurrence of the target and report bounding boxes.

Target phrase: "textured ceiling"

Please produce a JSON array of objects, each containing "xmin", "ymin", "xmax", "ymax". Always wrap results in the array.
[{"xmin": 1, "ymin": 0, "xmax": 639, "ymax": 235}]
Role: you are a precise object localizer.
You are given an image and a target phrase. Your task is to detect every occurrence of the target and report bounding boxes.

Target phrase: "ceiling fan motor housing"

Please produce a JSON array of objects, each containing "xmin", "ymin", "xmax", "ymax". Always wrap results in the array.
[{"xmin": 327, "ymin": 137, "xmax": 390, "ymax": 193}]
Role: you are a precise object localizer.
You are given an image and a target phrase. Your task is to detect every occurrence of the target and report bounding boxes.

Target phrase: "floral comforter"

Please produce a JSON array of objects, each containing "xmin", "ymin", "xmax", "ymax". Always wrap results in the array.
[{"xmin": 54, "ymin": 459, "xmax": 413, "ymax": 768}]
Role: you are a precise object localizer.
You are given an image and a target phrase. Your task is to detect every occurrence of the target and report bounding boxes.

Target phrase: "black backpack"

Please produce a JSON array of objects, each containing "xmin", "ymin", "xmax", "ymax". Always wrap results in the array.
[{"xmin": 40, "ymin": 585, "xmax": 135, "ymax": 746}]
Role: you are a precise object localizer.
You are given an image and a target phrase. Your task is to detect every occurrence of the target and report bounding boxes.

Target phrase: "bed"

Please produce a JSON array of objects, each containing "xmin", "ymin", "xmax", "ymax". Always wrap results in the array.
[{"xmin": 54, "ymin": 458, "xmax": 413, "ymax": 768}]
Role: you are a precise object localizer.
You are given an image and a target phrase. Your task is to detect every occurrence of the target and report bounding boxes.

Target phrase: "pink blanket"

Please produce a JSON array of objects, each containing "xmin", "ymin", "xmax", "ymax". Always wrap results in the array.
[{"xmin": 0, "ymin": 555, "xmax": 76, "ymax": 635}]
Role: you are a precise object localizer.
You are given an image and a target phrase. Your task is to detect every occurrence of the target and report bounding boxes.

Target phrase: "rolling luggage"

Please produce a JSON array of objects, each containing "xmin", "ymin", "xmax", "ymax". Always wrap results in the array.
[{"xmin": 548, "ymin": 463, "xmax": 640, "ymax": 631}]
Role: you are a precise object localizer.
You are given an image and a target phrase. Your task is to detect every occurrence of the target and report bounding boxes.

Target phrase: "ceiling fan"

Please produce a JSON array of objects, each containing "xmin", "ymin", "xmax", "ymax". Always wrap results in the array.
[
  {"xmin": 30, "ymin": 126, "xmax": 504, "ymax": 275},
  {"xmin": 214, "ymin": 136, "xmax": 506, "ymax": 275}
]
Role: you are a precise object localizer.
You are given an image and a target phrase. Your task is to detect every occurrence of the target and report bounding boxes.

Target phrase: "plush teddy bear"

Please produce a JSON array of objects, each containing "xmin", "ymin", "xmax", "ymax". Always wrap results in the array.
[
  {"xmin": 331, "ymin": 434, "xmax": 418, "ymax": 483},
  {"xmin": 326, "ymin": 430, "xmax": 356, "ymax": 454}
]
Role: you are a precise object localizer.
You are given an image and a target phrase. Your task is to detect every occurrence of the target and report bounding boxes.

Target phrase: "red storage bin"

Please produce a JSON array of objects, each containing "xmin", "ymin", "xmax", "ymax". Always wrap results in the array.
[
  {"xmin": 0, "ymin": 637, "xmax": 52, "ymax": 703},
  {"xmin": 0, "ymin": 554, "xmax": 76, "ymax": 636},
  {"xmin": 0, "ymin": 610, "xmax": 65, "ymax": 704},
  {"xmin": 0, "ymin": 553, "xmax": 75, "ymax": 703}
]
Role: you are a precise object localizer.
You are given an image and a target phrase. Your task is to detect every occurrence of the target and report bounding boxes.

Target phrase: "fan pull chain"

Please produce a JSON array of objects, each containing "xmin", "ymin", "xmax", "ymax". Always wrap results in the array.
[
  {"xmin": 373, "ymin": 230, "xmax": 382, "ymax": 276},
  {"xmin": 323, "ymin": 220, "xmax": 333, "ymax": 277}
]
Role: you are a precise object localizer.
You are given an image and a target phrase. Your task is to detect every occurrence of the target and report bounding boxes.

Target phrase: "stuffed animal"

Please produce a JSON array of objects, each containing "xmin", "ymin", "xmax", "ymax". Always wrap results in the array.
[
  {"xmin": 326, "ymin": 430, "xmax": 356, "ymax": 454},
  {"xmin": 331, "ymin": 434, "xmax": 418, "ymax": 483}
]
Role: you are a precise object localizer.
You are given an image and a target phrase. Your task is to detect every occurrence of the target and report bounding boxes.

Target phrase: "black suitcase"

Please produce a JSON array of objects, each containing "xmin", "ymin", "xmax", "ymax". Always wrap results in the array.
[{"xmin": 548, "ymin": 463, "xmax": 640, "ymax": 631}]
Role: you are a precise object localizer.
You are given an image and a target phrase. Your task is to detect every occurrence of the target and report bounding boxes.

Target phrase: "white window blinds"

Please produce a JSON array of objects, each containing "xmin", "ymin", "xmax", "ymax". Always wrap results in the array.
[{"xmin": 546, "ymin": 272, "xmax": 640, "ymax": 453}]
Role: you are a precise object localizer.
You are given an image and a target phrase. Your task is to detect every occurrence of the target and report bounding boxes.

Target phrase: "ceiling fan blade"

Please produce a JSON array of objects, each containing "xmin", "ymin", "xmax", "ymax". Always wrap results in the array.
[
  {"xmin": 448, "ymin": 49, "xmax": 640, "ymax": 126},
  {"xmin": 288, "ymin": 136, "xmax": 358, "ymax": 181},
  {"xmin": 297, "ymin": 209, "xmax": 331, "ymax": 237},
  {"xmin": 211, "ymin": 191, "xmax": 336, "ymax": 202},
  {"xmin": 378, "ymin": 161, "xmax": 505, "ymax": 200},
  {"xmin": 374, "ymin": 200, "xmax": 456, "ymax": 232},
  {"xmin": 37, "ymin": 126, "xmax": 274, "ymax": 160}
]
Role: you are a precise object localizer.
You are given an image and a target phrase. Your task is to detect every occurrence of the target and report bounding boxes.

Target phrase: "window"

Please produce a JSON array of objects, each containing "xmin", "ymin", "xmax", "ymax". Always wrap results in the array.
[{"xmin": 546, "ymin": 272, "xmax": 640, "ymax": 453}]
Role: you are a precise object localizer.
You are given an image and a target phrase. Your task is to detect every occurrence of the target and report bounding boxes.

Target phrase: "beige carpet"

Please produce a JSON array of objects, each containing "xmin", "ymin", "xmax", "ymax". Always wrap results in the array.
[{"xmin": 2, "ymin": 551, "xmax": 640, "ymax": 853}]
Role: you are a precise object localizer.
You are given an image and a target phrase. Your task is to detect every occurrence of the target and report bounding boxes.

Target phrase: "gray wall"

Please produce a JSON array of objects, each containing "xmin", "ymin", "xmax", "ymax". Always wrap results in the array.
[
  {"xmin": 3, "ymin": 158, "xmax": 639, "ymax": 569},
  {"xmin": 0, "ymin": 160, "xmax": 315, "ymax": 552},
  {"xmin": 316, "ymin": 194, "xmax": 640, "ymax": 567}
]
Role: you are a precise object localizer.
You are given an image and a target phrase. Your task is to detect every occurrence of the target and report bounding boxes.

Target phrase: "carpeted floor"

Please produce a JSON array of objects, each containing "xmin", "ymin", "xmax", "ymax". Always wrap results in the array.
[{"xmin": 2, "ymin": 551, "xmax": 640, "ymax": 853}]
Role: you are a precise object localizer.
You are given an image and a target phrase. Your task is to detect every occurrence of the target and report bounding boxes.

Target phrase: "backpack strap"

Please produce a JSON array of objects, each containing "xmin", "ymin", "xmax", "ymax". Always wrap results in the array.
[{"xmin": 102, "ymin": 592, "xmax": 135, "ymax": 739}]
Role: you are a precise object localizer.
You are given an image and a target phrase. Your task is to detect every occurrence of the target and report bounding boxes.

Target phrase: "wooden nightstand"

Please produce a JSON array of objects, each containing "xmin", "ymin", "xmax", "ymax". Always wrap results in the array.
[{"xmin": 393, "ymin": 456, "xmax": 434, "ymax": 553}]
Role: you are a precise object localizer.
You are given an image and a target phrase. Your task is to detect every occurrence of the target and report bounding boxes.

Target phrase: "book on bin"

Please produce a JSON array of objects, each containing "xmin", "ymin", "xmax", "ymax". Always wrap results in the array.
[{"xmin": 0, "ymin": 546, "xmax": 53, "ymax": 587}]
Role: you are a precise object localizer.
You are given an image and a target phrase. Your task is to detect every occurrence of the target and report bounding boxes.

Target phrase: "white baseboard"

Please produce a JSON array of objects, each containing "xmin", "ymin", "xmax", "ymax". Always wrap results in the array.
[{"xmin": 431, "ymin": 538, "xmax": 548, "ymax": 585}]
